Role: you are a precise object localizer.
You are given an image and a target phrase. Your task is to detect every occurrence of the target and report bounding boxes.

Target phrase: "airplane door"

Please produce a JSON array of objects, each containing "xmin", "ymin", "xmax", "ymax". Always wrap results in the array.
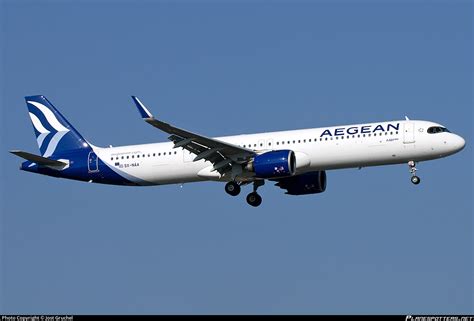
[
  {"xmin": 403, "ymin": 123, "xmax": 415, "ymax": 144},
  {"xmin": 88, "ymin": 151, "xmax": 99, "ymax": 172}
]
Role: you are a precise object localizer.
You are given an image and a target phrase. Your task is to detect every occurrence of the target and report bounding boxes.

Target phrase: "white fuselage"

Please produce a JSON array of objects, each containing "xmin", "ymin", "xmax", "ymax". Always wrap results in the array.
[{"xmin": 94, "ymin": 120, "xmax": 465, "ymax": 186}]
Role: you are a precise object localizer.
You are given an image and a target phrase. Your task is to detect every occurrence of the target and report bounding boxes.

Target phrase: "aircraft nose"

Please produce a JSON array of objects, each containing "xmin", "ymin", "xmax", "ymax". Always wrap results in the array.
[{"xmin": 453, "ymin": 134, "xmax": 466, "ymax": 152}]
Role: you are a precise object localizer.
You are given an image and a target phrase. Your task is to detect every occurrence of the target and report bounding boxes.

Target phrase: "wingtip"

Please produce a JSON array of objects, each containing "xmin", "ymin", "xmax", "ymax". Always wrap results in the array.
[{"xmin": 131, "ymin": 96, "xmax": 153, "ymax": 119}]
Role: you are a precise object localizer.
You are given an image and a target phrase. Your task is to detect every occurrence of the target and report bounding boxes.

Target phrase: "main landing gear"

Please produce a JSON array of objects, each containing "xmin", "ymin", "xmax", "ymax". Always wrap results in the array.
[
  {"xmin": 225, "ymin": 181, "xmax": 241, "ymax": 196},
  {"xmin": 246, "ymin": 180, "xmax": 264, "ymax": 207},
  {"xmin": 408, "ymin": 161, "xmax": 421, "ymax": 185},
  {"xmin": 225, "ymin": 180, "xmax": 264, "ymax": 207}
]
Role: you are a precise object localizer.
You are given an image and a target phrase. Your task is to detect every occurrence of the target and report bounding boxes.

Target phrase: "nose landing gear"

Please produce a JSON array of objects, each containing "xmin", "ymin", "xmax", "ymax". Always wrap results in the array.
[{"xmin": 408, "ymin": 161, "xmax": 421, "ymax": 185}]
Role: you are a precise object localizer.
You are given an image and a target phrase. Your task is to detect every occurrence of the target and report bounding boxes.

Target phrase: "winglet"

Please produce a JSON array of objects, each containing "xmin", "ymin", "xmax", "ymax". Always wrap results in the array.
[{"xmin": 131, "ymin": 96, "xmax": 154, "ymax": 119}]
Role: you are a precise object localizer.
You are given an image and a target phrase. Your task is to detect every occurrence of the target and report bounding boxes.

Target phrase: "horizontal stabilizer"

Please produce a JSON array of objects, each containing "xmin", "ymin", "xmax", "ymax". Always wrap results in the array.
[{"xmin": 9, "ymin": 150, "xmax": 67, "ymax": 167}]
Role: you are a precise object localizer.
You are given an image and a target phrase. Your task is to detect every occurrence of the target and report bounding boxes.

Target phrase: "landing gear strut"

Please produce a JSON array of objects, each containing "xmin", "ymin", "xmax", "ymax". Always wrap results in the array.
[
  {"xmin": 408, "ymin": 161, "xmax": 421, "ymax": 185},
  {"xmin": 225, "ymin": 181, "xmax": 241, "ymax": 196},
  {"xmin": 246, "ymin": 180, "xmax": 264, "ymax": 207}
]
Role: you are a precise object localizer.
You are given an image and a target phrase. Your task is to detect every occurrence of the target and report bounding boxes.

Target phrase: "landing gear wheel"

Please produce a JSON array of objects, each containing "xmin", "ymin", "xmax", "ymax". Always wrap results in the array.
[
  {"xmin": 225, "ymin": 181, "xmax": 241, "ymax": 196},
  {"xmin": 246, "ymin": 192, "xmax": 262, "ymax": 207},
  {"xmin": 408, "ymin": 161, "xmax": 421, "ymax": 185},
  {"xmin": 411, "ymin": 176, "xmax": 421, "ymax": 185}
]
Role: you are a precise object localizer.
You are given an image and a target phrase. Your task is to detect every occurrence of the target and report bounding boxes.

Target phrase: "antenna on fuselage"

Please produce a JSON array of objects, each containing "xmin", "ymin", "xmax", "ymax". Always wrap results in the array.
[{"xmin": 405, "ymin": 116, "xmax": 410, "ymax": 121}]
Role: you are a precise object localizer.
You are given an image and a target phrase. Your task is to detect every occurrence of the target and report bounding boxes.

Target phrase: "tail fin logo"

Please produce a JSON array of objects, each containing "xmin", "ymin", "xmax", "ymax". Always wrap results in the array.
[{"xmin": 27, "ymin": 100, "xmax": 70, "ymax": 157}]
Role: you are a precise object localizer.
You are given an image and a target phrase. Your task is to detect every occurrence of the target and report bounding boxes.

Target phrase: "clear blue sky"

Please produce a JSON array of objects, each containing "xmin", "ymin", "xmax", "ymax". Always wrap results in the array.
[{"xmin": 1, "ymin": 0, "xmax": 472, "ymax": 314}]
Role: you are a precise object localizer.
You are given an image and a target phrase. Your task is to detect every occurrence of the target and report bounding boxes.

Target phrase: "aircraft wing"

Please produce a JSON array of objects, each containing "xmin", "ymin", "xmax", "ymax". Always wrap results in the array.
[{"xmin": 131, "ymin": 96, "xmax": 255, "ymax": 173}]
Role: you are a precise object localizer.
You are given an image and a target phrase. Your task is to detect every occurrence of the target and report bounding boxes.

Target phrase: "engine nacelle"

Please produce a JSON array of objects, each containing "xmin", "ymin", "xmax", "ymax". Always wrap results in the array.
[
  {"xmin": 274, "ymin": 171, "xmax": 327, "ymax": 195},
  {"xmin": 248, "ymin": 150, "xmax": 296, "ymax": 179}
]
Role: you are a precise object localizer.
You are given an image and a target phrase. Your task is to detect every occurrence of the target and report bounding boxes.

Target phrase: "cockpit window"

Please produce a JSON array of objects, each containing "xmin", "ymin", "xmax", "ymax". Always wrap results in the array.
[{"xmin": 427, "ymin": 126, "xmax": 450, "ymax": 134}]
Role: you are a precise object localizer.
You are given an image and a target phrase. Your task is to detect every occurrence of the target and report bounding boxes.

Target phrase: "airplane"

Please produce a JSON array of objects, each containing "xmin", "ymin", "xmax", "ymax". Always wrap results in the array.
[{"xmin": 10, "ymin": 95, "xmax": 466, "ymax": 207}]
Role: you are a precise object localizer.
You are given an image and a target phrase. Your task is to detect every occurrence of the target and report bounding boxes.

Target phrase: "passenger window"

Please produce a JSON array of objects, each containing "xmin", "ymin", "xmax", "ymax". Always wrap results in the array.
[{"xmin": 153, "ymin": 153, "xmax": 156, "ymax": 157}]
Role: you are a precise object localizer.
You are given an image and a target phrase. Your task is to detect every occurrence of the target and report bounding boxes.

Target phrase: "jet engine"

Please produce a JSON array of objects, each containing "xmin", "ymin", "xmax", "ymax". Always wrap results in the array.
[
  {"xmin": 274, "ymin": 171, "xmax": 327, "ymax": 195},
  {"xmin": 246, "ymin": 150, "xmax": 296, "ymax": 179}
]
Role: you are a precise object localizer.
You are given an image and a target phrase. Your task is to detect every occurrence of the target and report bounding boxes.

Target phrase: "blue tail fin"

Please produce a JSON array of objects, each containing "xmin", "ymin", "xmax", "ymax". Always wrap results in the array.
[{"xmin": 25, "ymin": 95, "xmax": 90, "ymax": 157}]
